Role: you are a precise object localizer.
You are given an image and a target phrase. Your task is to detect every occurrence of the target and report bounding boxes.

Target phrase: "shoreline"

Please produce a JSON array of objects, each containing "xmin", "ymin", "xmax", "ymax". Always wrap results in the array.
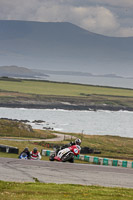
[{"xmin": 0, "ymin": 102, "xmax": 133, "ymax": 111}]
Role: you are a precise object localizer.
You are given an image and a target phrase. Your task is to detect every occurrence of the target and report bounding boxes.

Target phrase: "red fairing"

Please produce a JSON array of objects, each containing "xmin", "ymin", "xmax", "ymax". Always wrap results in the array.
[
  {"xmin": 54, "ymin": 156, "xmax": 61, "ymax": 161},
  {"xmin": 69, "ymin": 145, "xmax": 80, "ymax": 156}
]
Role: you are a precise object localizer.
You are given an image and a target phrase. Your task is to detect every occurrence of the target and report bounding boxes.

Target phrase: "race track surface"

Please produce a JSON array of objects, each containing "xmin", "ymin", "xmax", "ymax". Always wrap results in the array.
[{"xmin": 0, "ymin": 157, "xmax": 133, "ymax": 188}]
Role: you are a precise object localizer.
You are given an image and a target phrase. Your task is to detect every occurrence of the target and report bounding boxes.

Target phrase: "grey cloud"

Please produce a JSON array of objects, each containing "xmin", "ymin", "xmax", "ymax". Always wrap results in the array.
[
  {"xmin": 0, "ymin": 0, "xmax": 133, "ymax": 37},
  {"xmin": 80, "ymin": 0, "xmax": 133, "ymax": 8}
]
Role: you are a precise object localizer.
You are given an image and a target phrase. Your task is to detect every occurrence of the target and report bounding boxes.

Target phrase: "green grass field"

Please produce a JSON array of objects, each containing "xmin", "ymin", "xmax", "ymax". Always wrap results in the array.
[
  {"xmin": 0, "ymin": 181, "xmax": 133, "ymax": 200},
  {"xmin": 0, "ymin": 78, "xmax": 133, "ymax": 109},
  {"xmin": 0, "ymin": 79, "xmax": 133, "ymax": 97}
]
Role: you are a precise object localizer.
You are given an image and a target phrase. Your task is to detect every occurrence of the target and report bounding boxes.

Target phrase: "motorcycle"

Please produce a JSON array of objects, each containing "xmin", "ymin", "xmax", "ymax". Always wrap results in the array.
[
  {"xmin": 49, "ymin": 145, "xmax": 81, "ymax": 163},
  {"xmin": 19, "ymin": 152, "xmax": 28, "ymax": 160}
]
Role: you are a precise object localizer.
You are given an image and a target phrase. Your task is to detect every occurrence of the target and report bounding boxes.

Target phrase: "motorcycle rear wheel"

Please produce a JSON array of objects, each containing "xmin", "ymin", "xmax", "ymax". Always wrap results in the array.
[{"xmin": 49, "ymin": 154, "xmax": 55, "ymax": 161}]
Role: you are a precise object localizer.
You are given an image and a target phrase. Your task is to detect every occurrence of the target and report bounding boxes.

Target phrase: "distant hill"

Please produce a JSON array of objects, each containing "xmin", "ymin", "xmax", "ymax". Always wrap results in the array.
[
  {"xmin": 34, "ymin": 69, "xmax": 124, "ymax": 78},
  {"xmin": 0, "ymin": 65, "xmax": 47, "ymax": 78},
  {"xmin": 0, "ymin": 20, "xmax": 133, "ymax": 76}
]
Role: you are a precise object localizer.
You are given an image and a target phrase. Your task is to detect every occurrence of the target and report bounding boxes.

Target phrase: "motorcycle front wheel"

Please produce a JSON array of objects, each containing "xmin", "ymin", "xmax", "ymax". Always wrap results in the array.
[{"xmin": 61, "ymin": 152, "xmax": 74, "ymax": 162}]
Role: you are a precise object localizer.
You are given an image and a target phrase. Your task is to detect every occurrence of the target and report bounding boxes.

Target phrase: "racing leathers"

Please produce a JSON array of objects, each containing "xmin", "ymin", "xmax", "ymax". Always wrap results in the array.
[{"xmin": 30, "ymin": 150, "xmax": 42, "ymax": 160}]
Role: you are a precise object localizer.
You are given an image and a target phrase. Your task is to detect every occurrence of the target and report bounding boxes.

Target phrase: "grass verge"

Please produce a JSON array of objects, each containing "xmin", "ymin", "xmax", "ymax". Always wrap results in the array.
[{"xmin": 0, "ymin": 181, "xmax": 133, "ymax": 200}]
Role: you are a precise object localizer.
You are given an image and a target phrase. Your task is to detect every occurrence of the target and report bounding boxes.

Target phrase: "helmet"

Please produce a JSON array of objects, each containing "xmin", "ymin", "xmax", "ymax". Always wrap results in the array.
[
  {"xmin": 75, "ymin": 138, "xmax": 81, "ymax": 145},
  {"xmin": 24, "ymin": 147, "xmax": 29, "ymax": 152},
  {"xmin": 33, "ymin": 147, "xmax": 37, "ymax": 154}
]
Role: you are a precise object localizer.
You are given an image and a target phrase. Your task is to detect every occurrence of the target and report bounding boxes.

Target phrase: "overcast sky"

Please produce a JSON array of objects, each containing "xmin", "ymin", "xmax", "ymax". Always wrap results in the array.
[{"xmin": 0, "ymin": 0, "xmax": 133, "ymax": 37}]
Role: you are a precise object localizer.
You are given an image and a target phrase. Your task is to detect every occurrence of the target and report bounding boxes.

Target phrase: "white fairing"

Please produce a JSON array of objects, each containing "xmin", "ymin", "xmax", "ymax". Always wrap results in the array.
[
  {"xmin": 76, "ymin": 145, "xmax": 81, "ymax": 151},
  {"xmin": 57, "ymin": 148, "xmax": 70, "ymax": 159},
  {"xmin": 74, "ymin": 148, "xmax": 78, "ymax": 154}
]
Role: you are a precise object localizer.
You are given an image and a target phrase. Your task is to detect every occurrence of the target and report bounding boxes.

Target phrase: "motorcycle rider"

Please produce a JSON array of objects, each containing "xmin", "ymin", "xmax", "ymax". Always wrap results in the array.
[
  {"xmin": 70, "ymin": 138, "xmax": 81, "ymax": 146},
  {"xmin": 18, "ymin": 147, "xmax": 31, "ymax": 159},
  {"xmin": 30, "ymin": 147, "xmax": 42, "ymax": 160},
  {"xmin": 55, "ymin": 138, "xmax": 81, "ymax": 155}
]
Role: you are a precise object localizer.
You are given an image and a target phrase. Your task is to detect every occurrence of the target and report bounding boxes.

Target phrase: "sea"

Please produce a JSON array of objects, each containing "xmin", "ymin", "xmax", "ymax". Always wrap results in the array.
[
  {"xmin": 43, "ymin": 74, "xmax": 133, "ymax": 89},
  {"xmin": 0, "ymin": 108, "xmax": 133, "ymax": 138}
]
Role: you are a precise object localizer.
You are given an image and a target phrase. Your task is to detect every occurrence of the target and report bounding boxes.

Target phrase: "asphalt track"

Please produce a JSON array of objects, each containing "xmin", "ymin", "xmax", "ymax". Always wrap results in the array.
[{"xmin": 0, "ymin": 157, "xmax": 133, "ymax": 188}]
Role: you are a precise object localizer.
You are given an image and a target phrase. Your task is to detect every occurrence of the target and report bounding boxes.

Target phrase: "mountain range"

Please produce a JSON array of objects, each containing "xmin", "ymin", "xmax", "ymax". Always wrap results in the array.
[{"xmin": 0, "ymin": 20, "xmax": 133, "ymax": 77}]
